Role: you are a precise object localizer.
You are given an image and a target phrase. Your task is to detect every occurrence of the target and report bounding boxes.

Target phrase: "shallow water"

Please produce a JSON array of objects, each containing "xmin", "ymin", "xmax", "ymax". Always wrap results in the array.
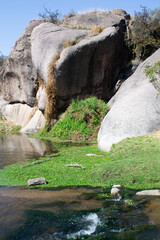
[
  {"xmin": 0, "ymin": 133, "xmax": 56, "ymax": 168},
  {"xmin": 0, "ymin": 133, "xmax": 160, "ymax": 239}
]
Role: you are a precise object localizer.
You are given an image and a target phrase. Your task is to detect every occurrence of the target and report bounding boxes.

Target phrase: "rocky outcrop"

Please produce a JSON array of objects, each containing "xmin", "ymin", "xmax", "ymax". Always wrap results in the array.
[
  {"xmin": 0, "ymin": 10, "xmax": 130, "ymax": 131},
  {"xmin": 0, "ymin": 94, "xmax": 8, "ymax": 113},
  {"xmin": 32, "ymin": 17, "xmax": 128, "ymax": 112},
  {"xmin": 0, "ymin": 19, "xmax": 45, "ymax": 106},
  {"xmin": 1, "ymin": 104, "xmax": 45, "ymax": 133},
  {"xmin": 20, "ymin": 108, "xmax": 45, "ymax": 134},
  {"xmin": 98, "ymin": 48, "xmax": 160, "ymax": 152},
  {"xmin": 63, "ymin": 10, "xmax": 127, "ymax": 29}
]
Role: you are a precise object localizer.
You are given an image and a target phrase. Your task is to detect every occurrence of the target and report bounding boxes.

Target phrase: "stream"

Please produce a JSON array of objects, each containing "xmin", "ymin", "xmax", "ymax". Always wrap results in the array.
[{"xmin": 0, "ymin": 133, "xmax": 160, "ymax": 240}]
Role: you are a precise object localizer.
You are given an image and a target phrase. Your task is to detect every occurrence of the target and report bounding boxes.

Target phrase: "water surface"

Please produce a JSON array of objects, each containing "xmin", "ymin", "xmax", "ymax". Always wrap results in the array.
[
  {"xmin": 0, "ymin": 133, "xmax": 56, "ymax": 168},
  {"xmin": 0, "ymin": 133, "xmax": 160, "ymax": 239}
]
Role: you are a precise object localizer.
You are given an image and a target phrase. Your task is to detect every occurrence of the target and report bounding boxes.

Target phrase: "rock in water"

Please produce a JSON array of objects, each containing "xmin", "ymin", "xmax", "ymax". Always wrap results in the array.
[
  {"xmin": 98, "ymin": 48, "xmax": 160, "ymax": 152},
  {"xmin": 28, "ymin": 177, "xmax": 47, "ymax": 186},
  {"xmin": 111, "ymin": 187, "xmax": 120, "ymax": 197}
]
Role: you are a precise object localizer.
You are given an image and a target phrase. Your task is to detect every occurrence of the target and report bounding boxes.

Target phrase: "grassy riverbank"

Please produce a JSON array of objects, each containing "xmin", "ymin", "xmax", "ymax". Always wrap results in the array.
[
  {"xmin": 0, "ymin": 119, "xmax": 21, "ymax": 133},
  {"xmin": 0, "ymin": 133, "xmax": 160, "ymax": 190}
]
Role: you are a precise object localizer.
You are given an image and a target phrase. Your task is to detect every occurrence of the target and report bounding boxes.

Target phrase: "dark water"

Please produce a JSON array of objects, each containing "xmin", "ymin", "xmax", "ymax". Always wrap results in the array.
[{"xmin": 0, "ymin": 134, "xmax": 160, "ymax": 240}]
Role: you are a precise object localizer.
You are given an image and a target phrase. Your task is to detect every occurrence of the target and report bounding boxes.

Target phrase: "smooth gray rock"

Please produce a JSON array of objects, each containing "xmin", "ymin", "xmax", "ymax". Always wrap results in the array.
[
  {"xmin": 20, "ymin": 108, "xmax": 45, "ymax": 134},
  {"xmin": 0, "ymin": 19, "xmax": 45, "ymax": 106},
  {"xmin": 0, "ymin": 94, "xmax": 8, "ymax": 112},
  {"xmin": 31, "ymin": 11, "xmax": 128, "ymax": 111},
  {"xmin": 31, "ymin": 22, "xmax": 89, "ymax": 84},
  {"xmin": 111, "ymin": 187, "xmax": 120, "ymax": 197},
  {"xmin": 0, "ymin": 10, "xmax": 129, "ymax": 130},
  {"xmin": 2, "ymin": 103, "xmax": 34, "ymax": 127},
  {"xmin": 136, "ymin": 190, "xmax": 160, "ymax": 196},
  {"xmin": 2, "ymin": 103, "xmax": 45, "ymax": 133},
  {"xmin": 28, "ymin": 177, "xmax": 47, "ymax": 186},
  {"xmin": 98, "ymin": 48, "xmax": 160, "ymax": 152},
  {"xmin": 55, "ymin": 27, "xmax": 127, "ymax": 108},
  {"xmin": 64, "ymin": 10, "xmax": 126, "ymax": 29},
  {"xmin": 36, "ymin": 86, "xmax": 47, "ymax": 111}
]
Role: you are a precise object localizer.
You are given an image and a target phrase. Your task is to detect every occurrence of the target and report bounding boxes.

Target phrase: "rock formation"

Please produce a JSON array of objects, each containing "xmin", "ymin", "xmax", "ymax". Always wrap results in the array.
[
  {"xmin": 0, "ymin": 19, "xmax": 46, "ymax": 106},
  {"xmin": 0, "ymin": 10, "xmax": 130, "ymax": 133},
  {"xmin": 98, "ymin": 48, "xmax": 160, "ymax": 152}
]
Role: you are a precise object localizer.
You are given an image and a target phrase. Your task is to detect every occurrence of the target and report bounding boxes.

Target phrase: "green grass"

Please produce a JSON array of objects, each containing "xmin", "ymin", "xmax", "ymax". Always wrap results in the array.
[
  {"xmin": 0, "ymin": 119, "xmax": 21, "ymax": 133},
  {"xmin": 0, "ymin": 135, "xmax": 160, "ymax": 190},
  {"xmin": 36, "ymin": 97, "xmax": 109, "ymax": 141}
]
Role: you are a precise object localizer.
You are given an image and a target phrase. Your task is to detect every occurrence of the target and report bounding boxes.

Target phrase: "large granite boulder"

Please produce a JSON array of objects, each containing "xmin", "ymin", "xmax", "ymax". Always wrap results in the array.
[
  {"xmin": 31, "ymin": 22, "xmax": 89, "ymax": 86},
  {"xmin": 0, "ymin": 19, "xmax": 45, "ymax": 106},
  {"xmin": 31, "ymin": 11, "xmax": 128, "ymax": 111},
  {"xmin": 0, "ymin": 10, "xmax": 129, "ymax": 130},
  {"xmin": 98, "ymin": 49, "xmax": 160, "ymax": 152},
  {"xmin": 63, "ymin": 10, "xmax": 127, "ymax": 29},
  {"xmin": 1, "ymin": 104, "xmax": 45, "ymax": 134}
]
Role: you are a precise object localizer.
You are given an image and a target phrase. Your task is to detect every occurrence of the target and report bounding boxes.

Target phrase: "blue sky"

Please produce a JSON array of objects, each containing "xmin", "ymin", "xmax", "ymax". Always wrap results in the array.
[{"xmin": 0, "ymin": 0, "xmax": 160, "ymax": 56}]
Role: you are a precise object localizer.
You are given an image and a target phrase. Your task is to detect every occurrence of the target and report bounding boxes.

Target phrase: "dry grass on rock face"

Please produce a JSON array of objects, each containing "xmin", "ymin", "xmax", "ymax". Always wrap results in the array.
[
  {"xmin": 62, "ymin": 40, "xmax": 77, "ymax": 49},
  {"xmin": 90, "ymin": 26, "xmax": 106, "ymax": 35},
  {"xmin": 0, "ymin": 119, "xmax": 21, "ymax": 133},
  {"xmin": 37, "ymin": 75, "xmax": 44, "ymax": 88},
  {"xmin": 45, "ymin": 53, "xmax": 60, "ymax": 124}
]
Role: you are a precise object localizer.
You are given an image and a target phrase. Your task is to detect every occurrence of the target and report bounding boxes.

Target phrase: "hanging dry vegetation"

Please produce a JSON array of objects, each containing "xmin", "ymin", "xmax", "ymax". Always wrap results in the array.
[{"xmin": 45, "ymin": 53, "xmax": 60, "ymax": 124}]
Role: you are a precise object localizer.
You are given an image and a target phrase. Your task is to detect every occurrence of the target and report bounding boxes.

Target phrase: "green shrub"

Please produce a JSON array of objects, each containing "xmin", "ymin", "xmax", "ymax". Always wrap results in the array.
[
  {"xmin": 145, "ymin": 61, "xmax": 160, "ymax": 92},
  {"xmin": 131, "ymin": 6, "xmax": 160, "ymax": 60},
  {"xmin": 47, "ymin": 97, "xmax": 109, "ymax": 141}
]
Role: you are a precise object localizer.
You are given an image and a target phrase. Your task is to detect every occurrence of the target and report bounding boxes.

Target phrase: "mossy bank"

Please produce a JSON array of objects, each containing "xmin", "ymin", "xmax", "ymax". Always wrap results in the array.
[{"xmin": 0, "ymin": 134, "xmax": 160, "ymax": 190}]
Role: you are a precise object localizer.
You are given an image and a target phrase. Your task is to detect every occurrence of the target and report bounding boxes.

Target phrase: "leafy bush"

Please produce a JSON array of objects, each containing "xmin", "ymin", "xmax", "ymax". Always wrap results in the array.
[
  {"xmin": 145, "ymin": 61, "xmax": 160, "ymax": 92},
  {"xmin": 131, "ymin": 6, "xmax": 160, "ymax": 60},
  {"xmin": 48, "ymin": 97, "xmax": 109, "ymax": 141}
]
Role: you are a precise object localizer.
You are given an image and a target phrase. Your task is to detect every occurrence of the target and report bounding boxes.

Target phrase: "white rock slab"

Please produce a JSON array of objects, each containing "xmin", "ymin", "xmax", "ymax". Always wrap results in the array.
[{"xmin": 136, "ymin": 190, "xmax": 160, "ymax": 196}]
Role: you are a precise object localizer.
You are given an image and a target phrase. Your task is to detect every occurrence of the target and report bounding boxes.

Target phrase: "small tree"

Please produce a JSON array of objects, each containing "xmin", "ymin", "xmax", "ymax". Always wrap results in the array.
[
  {"xmin": 131, "ymin": 6, "xmax": 160, "ymax": 60},
  {"xmin": 145, "ymin": 61, "xmax": 160, "ymax": 93},
  {"xmin": 39, "ymin": 7, "xmax": 61, "ymax": 24}
]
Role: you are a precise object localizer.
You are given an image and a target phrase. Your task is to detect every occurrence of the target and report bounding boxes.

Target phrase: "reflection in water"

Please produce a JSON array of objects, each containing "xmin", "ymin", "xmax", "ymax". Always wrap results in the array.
[{"xmin": 0, "ymin": 133, "xmax": 56, "ymax": 168}]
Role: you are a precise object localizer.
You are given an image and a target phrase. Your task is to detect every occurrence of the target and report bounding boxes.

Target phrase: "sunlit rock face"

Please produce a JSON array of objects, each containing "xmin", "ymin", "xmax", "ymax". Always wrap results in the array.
[
  {"xmin": 0, "ymin": 19, "xmax": 45, "ymax": 106},
  {"xmin": 1, "ymin": 104, "xmax": 45, "ymax": 134},
  {"xmin": 31, "ymin": 11, "xmax": 128, "ymax": 111},
  {"xmin": 0, "ymin": 10, "xmax": 129, "ymax": 130},
  {"xmin": 98, "ymin": 48, "xmax": 160, "ymax": 152}
]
